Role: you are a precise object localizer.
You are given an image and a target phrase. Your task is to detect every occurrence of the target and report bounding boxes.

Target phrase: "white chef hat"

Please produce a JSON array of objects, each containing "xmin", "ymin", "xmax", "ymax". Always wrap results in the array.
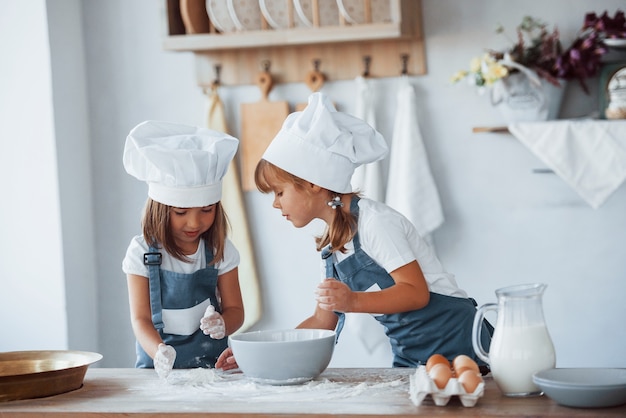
[
  {"xmin": 262, "ymin": 92, "xmax": 388, "ymax": 193},
  {"xmin": 123, "ymin": 120, "xmax": 239, "ymax": 207}
]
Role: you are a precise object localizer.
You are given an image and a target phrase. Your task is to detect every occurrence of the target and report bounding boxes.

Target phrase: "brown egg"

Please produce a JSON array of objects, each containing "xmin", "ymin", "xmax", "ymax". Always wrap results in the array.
[
  {"xmin": 452, "ymin": 354, "xmax": 479, "ymax": 375},
  {"xmin": 426, "ymin": 353, "xmax": 450, "ymax": 372},
  {"xmin": 457, "ymin": 369, "xmax": 483, "ymax": 393},
  {"xmin": 428, "ymin": 362, "xmax": 453, "ymax": 389}
]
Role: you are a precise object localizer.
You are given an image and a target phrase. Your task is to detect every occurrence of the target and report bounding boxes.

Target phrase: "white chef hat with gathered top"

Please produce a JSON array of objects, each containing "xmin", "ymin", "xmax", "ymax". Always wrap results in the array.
[
  {"xmin": 123, "ymin": 120, "xmax": 239, "ymax": 208},
  {"xmin": 262, "ymin": 92, "xmax": 388, "ymax": 193}
]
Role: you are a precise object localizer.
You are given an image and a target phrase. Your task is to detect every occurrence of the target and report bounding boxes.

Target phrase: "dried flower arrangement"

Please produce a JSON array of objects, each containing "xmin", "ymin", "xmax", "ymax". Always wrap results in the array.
[{"xmin": 451, "ymin": 10, "xmax": 626, "ymax": 94}]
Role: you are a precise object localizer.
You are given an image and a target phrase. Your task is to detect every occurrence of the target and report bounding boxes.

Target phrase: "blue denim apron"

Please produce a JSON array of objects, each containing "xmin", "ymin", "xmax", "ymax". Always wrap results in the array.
[
  {"xmin": 324, "ymin": 197, "xmax": 492, "ymax": 367},
  {"xmin": 135, "ymin": 243, "xmax": 227, "ymax": 369}
]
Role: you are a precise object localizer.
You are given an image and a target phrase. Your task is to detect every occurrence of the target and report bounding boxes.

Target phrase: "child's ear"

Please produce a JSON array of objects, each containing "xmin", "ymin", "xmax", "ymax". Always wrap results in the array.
[{"xmin": 309, "ymin": 183, "xmax": 322, "ymax": 193}]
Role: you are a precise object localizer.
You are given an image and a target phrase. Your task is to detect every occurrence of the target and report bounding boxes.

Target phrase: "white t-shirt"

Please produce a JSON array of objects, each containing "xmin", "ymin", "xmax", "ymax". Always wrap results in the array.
[
  {"xmin": 328, "ymin": 198, "xmax": 467, "ymax": 298},
  {"xmin": 122, "ymin": 235, "xmax": 240, "ymax": 278},
  {"xmin": 122, "ymin": 236, "xmax": 239, "ymax": 336}
]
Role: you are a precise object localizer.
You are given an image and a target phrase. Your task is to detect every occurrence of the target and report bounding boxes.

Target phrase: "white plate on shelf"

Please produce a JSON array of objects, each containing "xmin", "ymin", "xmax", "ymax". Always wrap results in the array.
[
  {"xmin": 260, "ymin": 0, "xmax": 304, "ymax": 29},
  {"xmin": 603, "ymin": 38, "xmax": 626, "ymax": 48},
  {"xmin": 228, "ymin": 0, "xmax": 263, "ymax": 31},
  {"xmin": 532, "ymin": 368, "xmax": 626, "ymax": 408},
  {"xmin": 294, "ymin": 0, "xmax": 340, "ymax": 27},
  {"xmin": 207, "ymin": 0, "xmax": 238, "ymax": 32},
  {"xmin": 337, "ymin": 0, "xmax": 392, "ymax": 24}
]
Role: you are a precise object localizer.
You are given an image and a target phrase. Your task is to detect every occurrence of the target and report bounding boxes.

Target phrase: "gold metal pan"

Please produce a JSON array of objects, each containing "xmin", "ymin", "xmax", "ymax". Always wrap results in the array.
[{"xmin": 0, "ymin": 350, "xmax": 102, "ymax": 402}]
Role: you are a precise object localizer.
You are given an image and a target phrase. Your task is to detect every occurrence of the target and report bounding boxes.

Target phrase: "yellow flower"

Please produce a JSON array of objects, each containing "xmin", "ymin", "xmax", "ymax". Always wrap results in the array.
[
  {"xmin": 483, "ymin": 62, "xmax": 508, "ymax": 85},
  {"xmin": 469, "ymin": 57, "xmax": 482, "ymax": 72},
  {"xmin": 450, "ymin": 70, "xmax": 468, "ymax": 84}
]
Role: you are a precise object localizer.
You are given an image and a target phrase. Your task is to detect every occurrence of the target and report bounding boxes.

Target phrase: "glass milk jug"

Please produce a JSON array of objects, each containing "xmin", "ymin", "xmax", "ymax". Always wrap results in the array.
[{"xmin": 472, "ymin": 283, "xmax": 556, "ymax": 397}]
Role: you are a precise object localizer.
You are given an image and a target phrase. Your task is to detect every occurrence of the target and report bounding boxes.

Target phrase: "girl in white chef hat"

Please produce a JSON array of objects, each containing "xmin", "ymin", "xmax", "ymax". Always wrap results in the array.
[
  {"xmin": 122, "ymin": 120, "xmax": 244, "ymax": 379},
  {"xmin": 217, "ymin": 93, "xmax": 492, "ymax": 371}
]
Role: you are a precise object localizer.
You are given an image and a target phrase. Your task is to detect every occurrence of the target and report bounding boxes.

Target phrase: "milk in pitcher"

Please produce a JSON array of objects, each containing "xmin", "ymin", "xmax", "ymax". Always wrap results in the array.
[
  {"xmin": 489, "ymin": 323, "xmax": 556, "ymax": 395},
  {"xmin": 473, "ymin": 283, "xmax": 556, "ymax": 397}
]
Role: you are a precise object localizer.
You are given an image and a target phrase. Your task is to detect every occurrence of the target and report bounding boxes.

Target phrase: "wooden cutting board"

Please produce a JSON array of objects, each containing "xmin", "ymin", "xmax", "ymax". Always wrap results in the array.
[
  {"xmin": 240, "ymin": 71, "xmax": 289, "ymax": 191},
  {"xmin": 180, "ymin": 0, "xmax": 212, "ymax": 34},
  {"xmin": 296, "ymin": 69, "xmax": 325, "ymax": 110}
]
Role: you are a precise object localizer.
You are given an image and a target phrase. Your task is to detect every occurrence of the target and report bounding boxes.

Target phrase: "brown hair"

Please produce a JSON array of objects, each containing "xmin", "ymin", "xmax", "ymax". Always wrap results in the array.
[
  {"xmin": 141, "ymin": 198, "xmax": 229, "ymax": 264},
  {"xmin": 255, "ymin": 159, "xmax": 358, "ymax": 253}
]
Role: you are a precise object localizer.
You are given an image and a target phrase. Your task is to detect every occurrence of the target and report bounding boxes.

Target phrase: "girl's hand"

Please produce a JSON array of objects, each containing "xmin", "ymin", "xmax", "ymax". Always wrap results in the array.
[
  {"xmin": 154, "ymin": 343, "xmax": 176, "ymax": 379},
  {"xmin": 215, "ymin": 347, "xmax": 239, "ymax": 371},
  {"xmin": 315, "ymin": 279, "xmax": 355, "ymax": 313},
  {"xmin": 200, "ymin": 305, "xmax": 226, "ymax": 339}
]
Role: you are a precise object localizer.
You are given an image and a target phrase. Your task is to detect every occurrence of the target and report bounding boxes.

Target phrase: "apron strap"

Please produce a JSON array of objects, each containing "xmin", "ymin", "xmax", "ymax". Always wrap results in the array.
[
  {"xmin": 322, "ymin": 195, "xmax": 362, "ymax": 342},
  {"xmin": 144, "ymin": 249, "xmax": 164, "ymax": 330}
]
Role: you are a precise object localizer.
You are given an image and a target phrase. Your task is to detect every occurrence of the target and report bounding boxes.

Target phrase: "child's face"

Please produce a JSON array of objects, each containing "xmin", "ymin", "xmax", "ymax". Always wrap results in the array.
[
  {"xmin": 169, "ymin": 205, "xmax": 216, "ymax": 252},
  {"xmin": 270, "ymin": 181, "xmax": 318, "ymax": 228}
]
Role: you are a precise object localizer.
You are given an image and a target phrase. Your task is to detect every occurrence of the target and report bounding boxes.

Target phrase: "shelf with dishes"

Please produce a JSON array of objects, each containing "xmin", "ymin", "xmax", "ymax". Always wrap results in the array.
[{"xmin": 163, "ymin": 0, "xmax": 425, "ymax": 86}]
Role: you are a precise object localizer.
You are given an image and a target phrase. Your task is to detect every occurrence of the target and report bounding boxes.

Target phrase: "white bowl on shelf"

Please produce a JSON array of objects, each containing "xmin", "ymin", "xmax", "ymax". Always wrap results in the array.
[
  {"xmin": 293, "ymin": 0, "xmax": 340, "ymax": 27},
  {"xmin": 206, "ymin": 0, "xmax": 238, "ymax": 32},
  {"xmin": 227, "ymin": 0, "xmax": 263, "ymax": 31}
]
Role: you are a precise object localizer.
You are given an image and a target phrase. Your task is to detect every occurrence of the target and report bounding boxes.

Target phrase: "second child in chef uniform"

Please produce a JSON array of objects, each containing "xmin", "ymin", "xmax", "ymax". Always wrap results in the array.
[
  {"xmin": 217, "ymin": 93, "xmax": 492, "ymax": 371},
  {"xmin": 122, "ymin": 120, "xmax": 244, "ymax": 378}
]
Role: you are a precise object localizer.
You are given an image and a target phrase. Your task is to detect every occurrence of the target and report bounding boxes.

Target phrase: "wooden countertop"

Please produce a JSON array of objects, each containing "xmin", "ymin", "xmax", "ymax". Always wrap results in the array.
[{"xmin": 0, "ymin": 368, "xmax": 624, "ymax": 417}]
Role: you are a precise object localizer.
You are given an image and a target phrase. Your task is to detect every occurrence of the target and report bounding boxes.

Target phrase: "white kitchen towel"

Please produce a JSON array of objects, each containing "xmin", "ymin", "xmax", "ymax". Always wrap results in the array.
[
  {"xmin": 351, "ymin": 76, "xmax": 386, "ymax": 201},
  {"xmin": 508, "ymin": 120, "xmax": 626, "ymax": 209},
  {"xmin": 385, "ymin": 77, "xmax": 444, "ymax": 238},
  {"xmin": 205, "ymin": 85, "xmax": 262, "ymax": 332}
]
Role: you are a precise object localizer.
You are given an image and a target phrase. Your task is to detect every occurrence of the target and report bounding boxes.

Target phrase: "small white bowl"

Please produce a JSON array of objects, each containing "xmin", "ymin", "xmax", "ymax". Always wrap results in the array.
[
  {"xmin": 532, "ymin": 368, "xmax": 626, "ymax": 408},
  {"xmin": 229, "ymin": 329, "xmax": 335, "ymax": 385}
]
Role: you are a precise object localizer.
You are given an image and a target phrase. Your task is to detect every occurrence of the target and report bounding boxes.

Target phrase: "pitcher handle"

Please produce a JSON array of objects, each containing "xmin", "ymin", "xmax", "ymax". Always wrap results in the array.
[{"xmin": 472, "ymin": 303, "xmax": 497, "ymax": 364}]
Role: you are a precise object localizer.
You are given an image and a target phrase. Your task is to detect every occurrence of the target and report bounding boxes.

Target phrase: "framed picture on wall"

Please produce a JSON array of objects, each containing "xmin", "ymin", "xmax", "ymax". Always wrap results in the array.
[{"xmin": 599, "ymin": 61, "xmax": 626, "ymax": 120}]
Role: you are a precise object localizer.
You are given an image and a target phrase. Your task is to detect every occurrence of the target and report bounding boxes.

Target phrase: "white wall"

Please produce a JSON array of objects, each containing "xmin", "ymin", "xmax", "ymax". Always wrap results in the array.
[
  {"xmin": 0, "ymin": 0, "xmax": 98, "ymax": 354},
  {"xmin": 0, "ymin": 1, "xmax": 68, "ymax": 350},
  {"xmin": 2, "ymin": 0, "xmax": 625, "ymax": 369}
]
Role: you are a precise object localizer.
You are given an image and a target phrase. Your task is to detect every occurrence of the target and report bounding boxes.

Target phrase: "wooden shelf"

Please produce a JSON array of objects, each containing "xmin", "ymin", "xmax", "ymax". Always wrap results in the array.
[
  {"xmin": 163, "ymin": 22, "xmax": 414, "ymax": 51},
  {"xmin": 162, "ymin": 0, "xmax": 426, "ymax": 86},
  {"xmin": 472, "ymin": 126, "xmax": 510, "ymax": 133}
]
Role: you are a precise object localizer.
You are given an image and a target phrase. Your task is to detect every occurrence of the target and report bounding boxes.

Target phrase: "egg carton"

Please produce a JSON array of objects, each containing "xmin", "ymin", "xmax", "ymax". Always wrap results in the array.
[{"xmin": 409, "ymin": 366, "xmax": 485, "ymax": 407}]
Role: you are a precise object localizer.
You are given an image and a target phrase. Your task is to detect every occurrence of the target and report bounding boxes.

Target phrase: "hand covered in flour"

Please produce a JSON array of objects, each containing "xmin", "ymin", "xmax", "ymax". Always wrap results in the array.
[
  {"xmin": 154, "ymin": 343, "xmax": 176, "ymax": 379},
  {"xmin": 315, "ymin": 278, "xmax": 355, "ymax": 313},
  {"xmin": 200, "ymin": 305, "xmax": 226, "ymax": 339}
]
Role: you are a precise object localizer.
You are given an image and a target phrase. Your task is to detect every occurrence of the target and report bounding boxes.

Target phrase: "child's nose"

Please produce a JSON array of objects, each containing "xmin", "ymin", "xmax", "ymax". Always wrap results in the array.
[{"xmin": 187, "ymin": 213, "xmax": 201, "ymax": 227}]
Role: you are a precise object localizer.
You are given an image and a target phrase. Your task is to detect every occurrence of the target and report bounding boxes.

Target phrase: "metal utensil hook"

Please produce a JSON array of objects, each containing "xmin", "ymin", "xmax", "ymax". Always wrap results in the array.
[
  {"xmin": 362, "ymin": 56, "xmax": 371, "ymax": 77},
  {"xmin": 312, "ymin": 59, "xmax": 321, "ymax": 72},
  {"xmin": 261, "ymin": 60, "xmax": 271, "ymax": 72},
  {"xmin": 213, "ymin": 64, "xmax": 222, "ymax": 85},
  {"xmin": 400, "ymin": 54, "xmax": 409, "ymax": 75}
]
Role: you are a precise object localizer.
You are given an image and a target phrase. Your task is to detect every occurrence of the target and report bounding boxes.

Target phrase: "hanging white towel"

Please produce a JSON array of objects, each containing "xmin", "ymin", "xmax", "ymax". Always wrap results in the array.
[
  {"xmin": 351, "ymin": 76, "xmax": 386, "ymax": 201},
  {"xmin": 509, "ymin": 120, "xmax": 626, "ymax": 209},
  {"xmin": 205, "ymin": 86, "xmax": 262, "ymax": 332},
  {"xmin": 385, "ymin": 77, "xmax": 444, "ymax": 238}
]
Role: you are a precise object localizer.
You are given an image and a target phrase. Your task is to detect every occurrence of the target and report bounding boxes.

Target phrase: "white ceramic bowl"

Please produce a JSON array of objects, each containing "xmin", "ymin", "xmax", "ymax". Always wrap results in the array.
[
  {"xmin": 229, "ymin": 329, "xmax": 336, "ymax": 385},
  {"xmin": 532, "ymin": 368, "xmax": 626, "ymax": 408}
]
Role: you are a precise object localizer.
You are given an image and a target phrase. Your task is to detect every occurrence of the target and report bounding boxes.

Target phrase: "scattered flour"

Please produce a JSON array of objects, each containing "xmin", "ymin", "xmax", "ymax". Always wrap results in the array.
[{"xmin": 149, "ymin": 368, "xmax": 409, "ymax": 403}]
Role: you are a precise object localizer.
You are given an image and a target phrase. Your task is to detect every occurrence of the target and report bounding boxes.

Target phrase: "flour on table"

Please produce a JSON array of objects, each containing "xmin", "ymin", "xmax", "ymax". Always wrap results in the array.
[{"xmin": 153, "ymin": 368, "xmax": 409, "ymax": 402}]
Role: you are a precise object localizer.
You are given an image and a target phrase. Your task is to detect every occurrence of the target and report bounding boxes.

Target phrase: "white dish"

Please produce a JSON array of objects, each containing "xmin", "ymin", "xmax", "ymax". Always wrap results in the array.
[
  {"xmin": 603, "ymin": 38, "xmax": 626, "ymax": 48},
  {"xmin": 532, "ymin": 368, "xmax": 626, "ymax": 408},
  {"xmin": 227, "ymin": 0, "xmax": 263, "ymax": 31},
  {"xmin": 294, "ymin": 0, "xmax": 340, "ymax": 27},
  {"xmin": 229, "ymin": 329, "xmax": 335, "ymax": 385},
  {"xmin": 207, "ymin": 0, "xmax": 238, "ymax": 33},
  {"xmin": 337, "ymin": 0, "xmax": 392, "ymax": 24},
  {"xmin": 260, "ymin": 0, "xmax": 304, "ymax": 29}
]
